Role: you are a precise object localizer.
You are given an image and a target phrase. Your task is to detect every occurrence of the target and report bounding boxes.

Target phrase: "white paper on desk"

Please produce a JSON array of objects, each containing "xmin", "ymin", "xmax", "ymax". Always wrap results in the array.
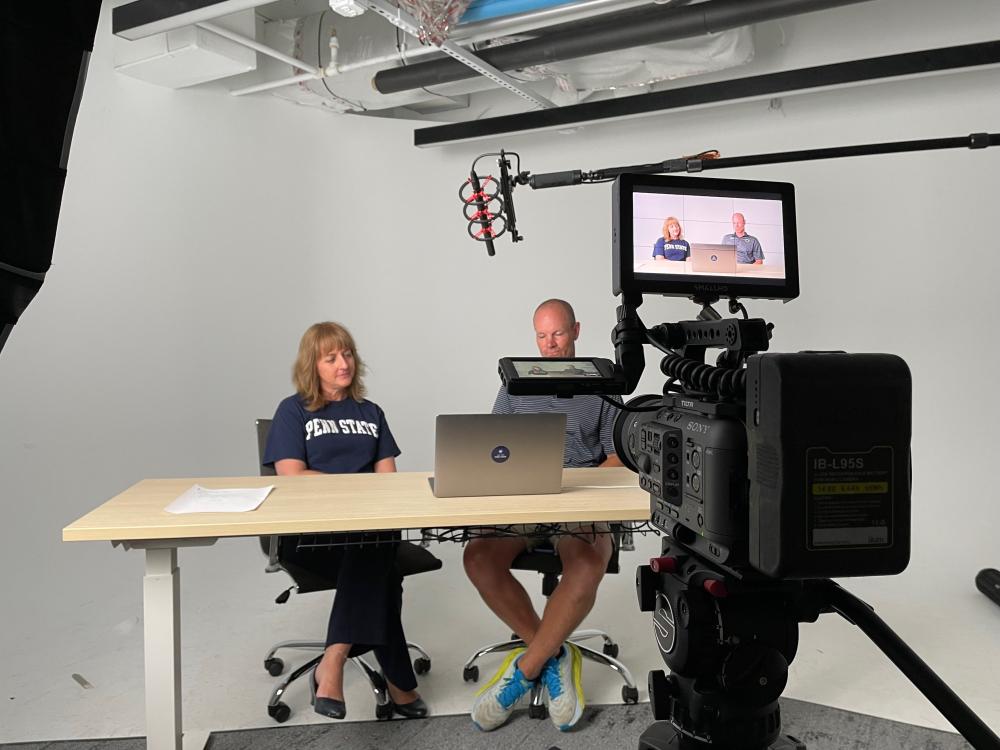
[{"xmin": 165, "ymin": 485, "xmax": 274, "ymax": 514}]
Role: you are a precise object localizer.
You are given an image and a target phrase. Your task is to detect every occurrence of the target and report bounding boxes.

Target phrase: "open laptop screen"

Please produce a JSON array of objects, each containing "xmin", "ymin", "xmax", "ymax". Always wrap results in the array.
[{"xmin": 432, "ymin": 413, "xmax": 566, "ymax": 498}]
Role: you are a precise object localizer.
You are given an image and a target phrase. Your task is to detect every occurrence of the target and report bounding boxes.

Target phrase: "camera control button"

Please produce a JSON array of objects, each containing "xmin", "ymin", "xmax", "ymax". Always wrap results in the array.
[
  {"xmin": 649, "ymin": 556, "xmax": 678, "ymax": 573},
  {"xmin": 703, "ymin": 579, "xmax": 728, "ymax": 598}
]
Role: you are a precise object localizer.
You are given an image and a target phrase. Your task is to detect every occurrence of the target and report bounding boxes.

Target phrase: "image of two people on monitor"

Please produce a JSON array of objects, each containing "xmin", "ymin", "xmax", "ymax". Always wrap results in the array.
[
  {"xmin": 632, "ymin": 192, "xmax": 786, "ymax": 278},
  {"xmin": 522, "ymin": 362, "xmax": 598, "ymax": 377}
]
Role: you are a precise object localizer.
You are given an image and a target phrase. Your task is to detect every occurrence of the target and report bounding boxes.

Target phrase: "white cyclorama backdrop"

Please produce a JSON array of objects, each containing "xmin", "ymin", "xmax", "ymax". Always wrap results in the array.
[
  {"xmin": 2, "ymin": 0, "xmax": 1000, "ymax": 742},
  {"xmin": 633, "ymin": 191, "xmax": 786, "ymax": 269}
]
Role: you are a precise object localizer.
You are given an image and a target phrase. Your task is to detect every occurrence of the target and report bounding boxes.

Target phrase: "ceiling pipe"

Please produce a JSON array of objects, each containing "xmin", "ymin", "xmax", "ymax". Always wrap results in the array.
[
  {"xmin": 449, "ymin": 0, "xmax": 676, "ymax": 44},
  {"xmin": 372, "ymin": 0, "xmax": 874, "ymax": 95}
]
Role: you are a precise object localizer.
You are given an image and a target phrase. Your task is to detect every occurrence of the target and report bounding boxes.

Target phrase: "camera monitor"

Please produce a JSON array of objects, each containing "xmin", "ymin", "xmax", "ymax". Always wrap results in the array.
[
  {"xmin": 612, "ymin": 174, "xmax": 799, "ymax": 300},
  {"xmin": 498, "ymin": 357, "xmax": 626, "ymax": 397}
]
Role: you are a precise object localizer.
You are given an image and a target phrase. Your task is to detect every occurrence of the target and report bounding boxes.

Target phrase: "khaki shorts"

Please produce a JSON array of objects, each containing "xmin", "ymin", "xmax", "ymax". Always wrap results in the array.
[{"xmin": 502, "ymin": 522, "xmax": 613, "ymax": 551}]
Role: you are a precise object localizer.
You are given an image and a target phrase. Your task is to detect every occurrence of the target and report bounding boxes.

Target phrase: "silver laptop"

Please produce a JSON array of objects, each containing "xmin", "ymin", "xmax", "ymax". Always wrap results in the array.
[
  {"xmin": 431, "ymin": 413, "xmax": 566, "ymax": 498},
  {"xmin": 690, "ymin": 243, "xmax": 737, "ymax": 274}
]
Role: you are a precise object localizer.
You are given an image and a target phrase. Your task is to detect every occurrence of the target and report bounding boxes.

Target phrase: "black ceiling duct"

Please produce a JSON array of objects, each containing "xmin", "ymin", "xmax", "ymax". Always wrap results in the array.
[{"xmin": 373, "ymin": 0, "xmax": 873, "ymax": 96}]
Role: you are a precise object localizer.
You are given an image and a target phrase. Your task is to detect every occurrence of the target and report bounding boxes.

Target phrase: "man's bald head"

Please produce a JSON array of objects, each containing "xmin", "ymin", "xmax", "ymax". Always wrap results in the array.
[{"xmin": 533, "ymin": 299, "xmax": 580, "ymax": 358}]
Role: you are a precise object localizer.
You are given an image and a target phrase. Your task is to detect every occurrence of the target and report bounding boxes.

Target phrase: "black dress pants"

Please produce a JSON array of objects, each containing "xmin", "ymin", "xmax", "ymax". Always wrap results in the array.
[{"xmin": 282, "ymin": 532, "xmax": 417, "ymax": 691}]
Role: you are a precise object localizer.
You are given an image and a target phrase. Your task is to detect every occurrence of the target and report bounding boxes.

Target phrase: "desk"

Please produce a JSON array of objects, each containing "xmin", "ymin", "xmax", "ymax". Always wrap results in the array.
[
  {"xmin": 63, "ymin": 468, "xmax": 647, "ymax": 750},
  {"xmin": 635, "ymin": 259, "xmax": 786, "ymax": 278}
]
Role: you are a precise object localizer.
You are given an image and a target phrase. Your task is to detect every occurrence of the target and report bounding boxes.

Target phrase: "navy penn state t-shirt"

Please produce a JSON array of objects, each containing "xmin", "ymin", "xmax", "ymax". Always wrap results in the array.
[
  {"xmin": 652, "ymin": 237, "xmax": 690, "ymax": 260},
  {"xmin": 263, "ymin": 395, "xmax": 401, "ymax": 474}
]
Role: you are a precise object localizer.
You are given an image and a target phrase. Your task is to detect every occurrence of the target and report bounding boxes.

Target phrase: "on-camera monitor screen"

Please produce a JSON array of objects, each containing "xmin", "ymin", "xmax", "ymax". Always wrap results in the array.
[
  {"xmin": 512, "ymin": 360, "xmax": 602, "ymax": 378},
  {"xmin": 614, "ymin": 175, "xmax": 798, "ymax": 300}
]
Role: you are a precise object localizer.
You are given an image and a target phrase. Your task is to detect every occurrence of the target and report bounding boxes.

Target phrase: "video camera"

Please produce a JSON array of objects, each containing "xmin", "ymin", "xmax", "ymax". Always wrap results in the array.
[
  {"xmin": 503, "ymin": 172, "xmax": 912, "ymax": 581},
  {"xmin": 499, "ymin": 173, "xmax": 932, "ymax": 750}
]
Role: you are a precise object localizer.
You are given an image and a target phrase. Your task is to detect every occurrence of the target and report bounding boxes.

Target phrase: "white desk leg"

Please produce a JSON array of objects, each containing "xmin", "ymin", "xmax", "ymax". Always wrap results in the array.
[{"xmin": 144, "ymin": 547, "xmax": 182, "ymax": 750}]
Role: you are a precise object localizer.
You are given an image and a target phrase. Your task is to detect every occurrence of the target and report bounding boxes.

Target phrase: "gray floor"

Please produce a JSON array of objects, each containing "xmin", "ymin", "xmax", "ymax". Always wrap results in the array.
[{"xmin": 2, "ymin": 698, "xmax": 972, "ymax": 750}]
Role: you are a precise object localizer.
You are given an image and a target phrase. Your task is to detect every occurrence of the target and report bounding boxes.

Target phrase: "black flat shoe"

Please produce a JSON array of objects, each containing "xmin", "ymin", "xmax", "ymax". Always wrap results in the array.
[
  {"xmin": 310, "ymin": 667, "xmax": 346, "ymax": 720},
  {"xmin": 392, "ymin": 697, "xmax": 429, "ymax": 719}
]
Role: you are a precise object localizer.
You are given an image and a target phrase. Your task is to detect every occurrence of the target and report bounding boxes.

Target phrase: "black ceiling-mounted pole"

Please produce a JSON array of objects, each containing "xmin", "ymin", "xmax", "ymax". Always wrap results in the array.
[{"xmin": 373, "ymin": 0, "xmax": 874, "ymax": 95}]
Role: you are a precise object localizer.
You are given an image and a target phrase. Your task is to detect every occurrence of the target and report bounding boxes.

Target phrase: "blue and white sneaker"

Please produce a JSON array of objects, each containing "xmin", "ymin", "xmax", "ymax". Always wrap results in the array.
[
  {"xmin": 541, "ymin": 643, "xmax": 584, "ymax": 731},
  {"xmin": 471, "ymin": 649, "xmax": 534, "ymax": 731}
]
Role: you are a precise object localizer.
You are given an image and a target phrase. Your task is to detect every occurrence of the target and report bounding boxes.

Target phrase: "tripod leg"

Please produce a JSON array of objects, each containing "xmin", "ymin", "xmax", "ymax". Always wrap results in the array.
[
  {"xmin": 823, "ymin": 581, "xmax": 1000, "ymax": 750},
  {"xmin": 976, "ymin": 569, "xmax": 1000, "ymax": 608}
]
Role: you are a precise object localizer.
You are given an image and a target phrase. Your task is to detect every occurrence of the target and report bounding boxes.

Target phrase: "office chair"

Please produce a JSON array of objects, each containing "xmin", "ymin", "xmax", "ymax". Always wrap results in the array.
[
  {"xmin": 461, "ymin": 527, "xmax": 639, "ymax": 719},
  {"xmin": 255, "ymin": 418, "xmax": 442, "ymax": 722}
]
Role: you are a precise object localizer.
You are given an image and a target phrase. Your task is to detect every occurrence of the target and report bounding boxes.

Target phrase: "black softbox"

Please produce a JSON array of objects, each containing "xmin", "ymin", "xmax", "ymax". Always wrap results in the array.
[{"xmin": 1, "ymin": 1, "xmax": 102, "ymax": 353}]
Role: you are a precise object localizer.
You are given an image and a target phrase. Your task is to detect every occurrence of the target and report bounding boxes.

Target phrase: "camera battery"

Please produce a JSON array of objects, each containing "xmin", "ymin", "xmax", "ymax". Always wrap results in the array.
[{"xmin": 746, "ymin": 352, "xmax": 911, "ymax": 579}]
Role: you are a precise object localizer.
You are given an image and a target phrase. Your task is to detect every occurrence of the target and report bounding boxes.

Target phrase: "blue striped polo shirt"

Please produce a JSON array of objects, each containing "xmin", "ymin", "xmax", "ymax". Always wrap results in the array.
[{"xmin": 492, "ymin": 387, "xmax": 622, "ymax": 468}]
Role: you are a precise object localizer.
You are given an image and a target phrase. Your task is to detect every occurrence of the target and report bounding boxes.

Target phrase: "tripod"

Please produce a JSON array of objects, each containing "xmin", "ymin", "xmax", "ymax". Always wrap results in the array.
[{"xmin": 635, "ymin": 539, "xmax": 1000, "ymax": 750}]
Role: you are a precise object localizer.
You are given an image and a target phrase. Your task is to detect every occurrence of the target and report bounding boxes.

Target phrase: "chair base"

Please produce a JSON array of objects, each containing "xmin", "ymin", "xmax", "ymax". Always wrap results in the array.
[
  {"xmin": 264, "ymin": 639, "xmax": 432, "ymax": 722},
  {"xmin": 461, "ymin": 629, "xmax": 638, "ymax": 716}
]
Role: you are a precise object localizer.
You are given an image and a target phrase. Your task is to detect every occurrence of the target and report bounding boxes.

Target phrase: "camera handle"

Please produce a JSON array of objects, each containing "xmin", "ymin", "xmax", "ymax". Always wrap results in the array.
[{"xmin": 635, "ymin": 543, "xmax": 1000, "ymax": 750}]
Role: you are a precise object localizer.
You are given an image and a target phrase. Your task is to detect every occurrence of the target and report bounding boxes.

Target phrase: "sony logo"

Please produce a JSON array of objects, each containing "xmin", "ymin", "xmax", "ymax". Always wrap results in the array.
[{"xmin": 687, "ymin": 421, "xmax": 709, "ymax": 434}]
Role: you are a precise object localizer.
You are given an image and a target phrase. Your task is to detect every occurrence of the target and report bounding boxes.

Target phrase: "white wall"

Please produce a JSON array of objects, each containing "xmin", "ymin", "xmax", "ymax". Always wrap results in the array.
[{"xmin": 2, "ymin": 0, "xmax": 1000, "ymax": 741}]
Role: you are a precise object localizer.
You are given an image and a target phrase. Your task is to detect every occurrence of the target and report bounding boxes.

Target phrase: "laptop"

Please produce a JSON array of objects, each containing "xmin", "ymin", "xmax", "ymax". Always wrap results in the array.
[
  {"xmin": 431, "ymin": 413, "xmax": 566, "ymax": 498},
  {"xmin": 690, "ymin": 243, "xmax": 737, "ymax": 274}
]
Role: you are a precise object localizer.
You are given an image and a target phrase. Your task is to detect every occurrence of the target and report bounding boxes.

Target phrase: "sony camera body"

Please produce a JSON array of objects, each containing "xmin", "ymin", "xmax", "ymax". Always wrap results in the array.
[{"xmin": 617, "ymin": 351, "xmax": 911, "ymax": 579}]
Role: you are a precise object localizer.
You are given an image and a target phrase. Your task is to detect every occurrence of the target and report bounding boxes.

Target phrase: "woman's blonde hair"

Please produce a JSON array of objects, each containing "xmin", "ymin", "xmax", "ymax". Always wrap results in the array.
[
  {"xmin": 293, "ymin": 322, "xmax": 367, "ymax": 411},
  {"xmin": 662, "ymin": 216, "xmax": 683, "ymax": 240}
]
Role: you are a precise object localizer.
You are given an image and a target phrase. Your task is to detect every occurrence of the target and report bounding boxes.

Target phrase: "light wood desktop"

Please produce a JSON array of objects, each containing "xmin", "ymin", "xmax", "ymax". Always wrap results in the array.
[
  {"xmin": 635, "ymin": 259, "xmax": 786, "ymax": 278},
  {"xmin": 63, "ymin": 468, "xmax": 647, "ymax": 750}
]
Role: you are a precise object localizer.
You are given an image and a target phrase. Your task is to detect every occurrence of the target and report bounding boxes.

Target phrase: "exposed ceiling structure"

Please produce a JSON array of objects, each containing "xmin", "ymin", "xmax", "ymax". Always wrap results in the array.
[{"xmin": 111, "ymin": 0, "xmax": 1000, "ymax": 145}]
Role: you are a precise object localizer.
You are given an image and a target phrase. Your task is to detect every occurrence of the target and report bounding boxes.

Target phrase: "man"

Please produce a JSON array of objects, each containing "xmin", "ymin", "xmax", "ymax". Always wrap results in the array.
[
  {"xmin": 723, "ymin": 212, "xmax": 765, "ymax": 265},
  {"xmin": 465, "ymin": 298, "xmax": 622, "ymax": 733}
]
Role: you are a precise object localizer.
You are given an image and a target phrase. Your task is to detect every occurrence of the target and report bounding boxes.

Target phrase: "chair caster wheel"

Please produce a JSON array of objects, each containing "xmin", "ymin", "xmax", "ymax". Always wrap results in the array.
[
  {"xmin": 264, "ymin": 657, "xmax": 284, "ymax": 677},
  {"xmin": 603, "ymin": 642, "xmax": 620, "ymax": 658},
  {"xmin": 622, "ymin": 685, "xmax": 639, "ymax": 704},
  {"xmin": 528, "ymin": 702, "xmax": 548, "ymax": 720},
  {"xmin": 268, "ymin": 702, "xmax": 291, "ymax": 723},
  {"xmin": 414, "ymin": 657, "xmax": 431, "ymax": 675},
  {"xmin": 463, "ymin": 665, "xmax": 479, "ymax": 682},
  {"xmin": 376, "ymin": 702, "xmax": 394, "ymax": 721}
]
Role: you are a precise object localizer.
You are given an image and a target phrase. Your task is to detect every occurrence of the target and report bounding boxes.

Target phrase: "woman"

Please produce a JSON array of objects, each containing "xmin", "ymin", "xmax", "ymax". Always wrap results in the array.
[
  {"xmin": 652, "ymin": 216, "xmax": 690, "ymax": 261},
  {"xmin": 263, "ymin": 321, "xmax": 427, "ymax": 720}
]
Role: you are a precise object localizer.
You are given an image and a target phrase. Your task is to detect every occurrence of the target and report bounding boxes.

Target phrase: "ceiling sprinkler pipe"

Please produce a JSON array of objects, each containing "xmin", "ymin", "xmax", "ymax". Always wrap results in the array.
[
  {"xmin": 458, "ymin": 0, "xmax": 582, "ymax": 25},
  {"xmin": 449, "ymin": 0, "xmax": 663, "ymax": 45},
  {"xmin": 372, "ymin": 0, "xmax": 874, "ymax": 95}
]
